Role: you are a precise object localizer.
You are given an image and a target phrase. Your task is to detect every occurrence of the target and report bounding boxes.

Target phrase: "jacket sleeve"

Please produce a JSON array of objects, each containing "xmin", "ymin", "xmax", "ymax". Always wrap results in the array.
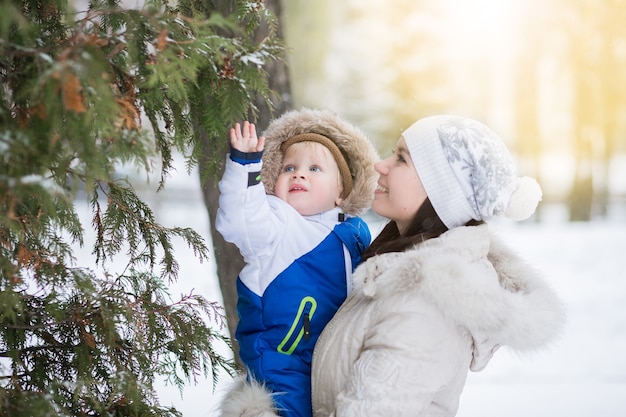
[
  {"xmin": 333, "ymin": 300, "xmax": 471, "ymax": 417},
  {"xmin": 215, "ymin": 157, "xmax": 286, "ymax": 261}
]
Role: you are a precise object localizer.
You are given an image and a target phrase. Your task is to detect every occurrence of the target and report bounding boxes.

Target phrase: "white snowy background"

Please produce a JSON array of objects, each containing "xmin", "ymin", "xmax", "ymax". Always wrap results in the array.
[{"xmin": 114, "ymin": 167, "xmax": 625, "ymax": 417}]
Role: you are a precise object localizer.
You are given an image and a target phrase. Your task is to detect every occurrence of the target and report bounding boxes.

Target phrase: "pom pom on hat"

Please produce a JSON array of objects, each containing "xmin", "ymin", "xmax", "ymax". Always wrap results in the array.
[{"xmin": 505, "ymin": 176, "xmax": 543, "ymax": 221}]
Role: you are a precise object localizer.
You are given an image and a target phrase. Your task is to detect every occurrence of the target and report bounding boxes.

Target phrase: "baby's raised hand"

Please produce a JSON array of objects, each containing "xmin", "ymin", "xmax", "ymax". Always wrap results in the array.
[{"xmin": 230, "ymin": 121, "xmax": 265, "ymax": 153}]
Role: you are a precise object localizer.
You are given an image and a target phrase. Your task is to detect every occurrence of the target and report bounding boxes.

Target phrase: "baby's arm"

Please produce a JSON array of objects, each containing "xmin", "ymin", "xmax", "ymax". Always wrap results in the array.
[
  {"xmin": 217, "ymin": 121, "xmax": 283, "ymax": 260},
  {"xmin": 230, "ymin": 121, "xmax": 265, "ymax": 153}
]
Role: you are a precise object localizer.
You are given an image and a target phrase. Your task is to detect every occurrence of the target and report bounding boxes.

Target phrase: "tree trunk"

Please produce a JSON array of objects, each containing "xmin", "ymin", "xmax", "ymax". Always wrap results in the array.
[
  {"xmin": 597, "ymin": 18, "xmax": 621, "ymax": 218},
  {"xmin": 199, "ymin": 0, "xmax": 292, "ymax": 363},
  {"xmin": 568, "ymin": 40, "xmax": 595, "ymax": 221},
  {"xmin": 512, "ymin": 33, "xmax": 542, "ymax": 222}
]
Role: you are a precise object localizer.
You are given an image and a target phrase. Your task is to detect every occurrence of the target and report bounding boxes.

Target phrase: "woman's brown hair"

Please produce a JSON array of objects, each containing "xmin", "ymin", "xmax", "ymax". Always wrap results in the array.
[{"xmin": 363, "ymin": 198, "xmax": 481, "ymax": 261}]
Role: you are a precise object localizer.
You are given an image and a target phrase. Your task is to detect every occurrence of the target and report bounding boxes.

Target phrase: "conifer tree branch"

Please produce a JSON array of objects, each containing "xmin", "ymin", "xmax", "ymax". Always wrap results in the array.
[{"xmin": 1, "ymin": 0, "xmax": 281, "ymax": 414}]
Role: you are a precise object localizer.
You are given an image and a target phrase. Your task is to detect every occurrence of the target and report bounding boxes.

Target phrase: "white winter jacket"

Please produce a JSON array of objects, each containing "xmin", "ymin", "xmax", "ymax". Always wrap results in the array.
[
  {"xmin": 311, "ymin": 224, "xmax": 564, "ymax": 417},
  {"xmin": 218, "ymin": 224, "xmax": 565, "ymax": 417}
]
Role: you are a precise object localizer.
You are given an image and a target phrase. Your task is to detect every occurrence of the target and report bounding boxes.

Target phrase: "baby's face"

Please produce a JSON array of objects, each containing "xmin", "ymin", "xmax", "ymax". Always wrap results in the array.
[{"xmin": 274, "ymin": 142, "xmax": 343, "ymax": 216}]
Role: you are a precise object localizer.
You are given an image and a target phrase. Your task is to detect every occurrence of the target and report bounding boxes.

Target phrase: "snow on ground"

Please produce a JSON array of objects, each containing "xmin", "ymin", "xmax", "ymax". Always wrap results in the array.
[
  {"xmin": 457, "ymin": 216, "xmax": 626, "ymax": 417},
  {"xmin": 75, "ymin": 173, "xmax": 626, "ymax": 416}
]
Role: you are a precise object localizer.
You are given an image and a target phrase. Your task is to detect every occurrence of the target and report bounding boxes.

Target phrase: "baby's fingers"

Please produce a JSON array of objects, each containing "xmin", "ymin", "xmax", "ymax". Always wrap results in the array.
[
  {"xmin": 256, "ymin": 136, "xmax": 265, "ymax": 152},
  {"xmin": 229, "ymin": 123, "xmax": 242, "ymax": 146},
  {"xmin": 242, "ymin": 121, "xmax": 257, "ymax": 140}
]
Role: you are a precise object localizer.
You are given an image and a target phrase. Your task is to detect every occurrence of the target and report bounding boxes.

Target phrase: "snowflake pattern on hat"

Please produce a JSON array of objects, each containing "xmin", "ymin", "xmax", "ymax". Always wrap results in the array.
[
  {"xmin": 436, "ymin": 117, "xmax": 516, "ymax": 221},
  {"xmin": 403, "ymin": 114, "xmax": 542, "ymax": 229}
]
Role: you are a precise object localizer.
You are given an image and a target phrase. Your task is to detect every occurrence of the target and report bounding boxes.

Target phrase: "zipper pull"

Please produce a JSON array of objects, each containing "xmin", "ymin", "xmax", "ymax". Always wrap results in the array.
[{"xmin": 303, "ymin": 313, "xmax": 311, "ymax": 341}]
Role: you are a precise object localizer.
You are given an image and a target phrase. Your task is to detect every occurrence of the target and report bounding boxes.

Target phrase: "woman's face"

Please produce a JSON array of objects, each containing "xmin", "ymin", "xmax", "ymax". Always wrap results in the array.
[{"xmin": 372, "ymin": 137, "xmax": 427, "ymax": 234}]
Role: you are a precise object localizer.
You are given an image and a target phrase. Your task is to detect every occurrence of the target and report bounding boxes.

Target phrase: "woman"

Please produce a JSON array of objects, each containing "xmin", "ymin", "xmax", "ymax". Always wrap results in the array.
[
  {"xmin": 219, "ymin": 115, "xmax": 565, "ymax": 417},
  {"xmin": 310, "ymin": 115, "xmax": 565, "ymax": 416}
]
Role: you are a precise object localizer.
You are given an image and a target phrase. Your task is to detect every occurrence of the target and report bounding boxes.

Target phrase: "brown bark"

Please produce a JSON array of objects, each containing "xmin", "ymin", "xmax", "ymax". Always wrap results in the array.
[{"xmin": 199, "ymin": 0, "xmax": 292, "ymax": 363}]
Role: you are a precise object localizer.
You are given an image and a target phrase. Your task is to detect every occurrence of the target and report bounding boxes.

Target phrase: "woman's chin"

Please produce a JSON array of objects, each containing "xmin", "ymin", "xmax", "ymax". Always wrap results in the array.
[{"xmin": 370, "ymin": 199, "xmax": 386, "ymax": 218}]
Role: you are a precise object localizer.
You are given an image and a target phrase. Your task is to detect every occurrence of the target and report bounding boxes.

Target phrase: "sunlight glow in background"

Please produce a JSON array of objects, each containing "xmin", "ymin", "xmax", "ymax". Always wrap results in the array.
[
  {"xmin": 285, "ymin": 0, "xmax": 626, "ymax": 208},
  {"xmin": 442, "ymin": 0, "xmax": 518, "ymax": 46}
]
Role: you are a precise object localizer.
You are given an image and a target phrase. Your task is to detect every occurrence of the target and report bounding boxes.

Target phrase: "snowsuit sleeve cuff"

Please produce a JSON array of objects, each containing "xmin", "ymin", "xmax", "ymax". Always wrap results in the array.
[{"xmin": 229, "ymin": 146, "xmax": 263, "ymax": 165}]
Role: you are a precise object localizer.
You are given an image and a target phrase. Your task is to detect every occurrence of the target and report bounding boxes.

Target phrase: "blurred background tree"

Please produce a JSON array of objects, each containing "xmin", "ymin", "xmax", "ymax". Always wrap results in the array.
[
  {"xmin": 283, "ymin": 0, "xmax": 626, "ymax": 222},
  {"xmin": 0, "ymin": 0, "xmax": 282, "ymax": 415}
]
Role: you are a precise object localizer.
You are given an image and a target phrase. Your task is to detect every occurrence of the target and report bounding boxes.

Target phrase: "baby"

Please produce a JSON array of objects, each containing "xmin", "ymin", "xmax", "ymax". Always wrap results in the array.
[{"xmin": 216, "ymin": 108, "xmax": 379, "ymax": 417}]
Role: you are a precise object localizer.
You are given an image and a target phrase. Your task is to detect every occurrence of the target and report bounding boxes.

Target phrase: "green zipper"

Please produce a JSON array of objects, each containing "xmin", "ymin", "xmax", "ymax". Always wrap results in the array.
[{"xmin": 277, "ymin": 296, "xmax": 317, "ymax": 355}]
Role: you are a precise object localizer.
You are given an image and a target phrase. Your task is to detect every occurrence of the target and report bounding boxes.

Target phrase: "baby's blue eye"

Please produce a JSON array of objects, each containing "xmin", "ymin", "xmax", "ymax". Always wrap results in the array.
[
  {"xmin": 310, "ymin": 166, "xmax": 320, "ymax": 172},
  {"xmin": 284, "ymin": 166, "xmax": 295, "ymax": 173}
]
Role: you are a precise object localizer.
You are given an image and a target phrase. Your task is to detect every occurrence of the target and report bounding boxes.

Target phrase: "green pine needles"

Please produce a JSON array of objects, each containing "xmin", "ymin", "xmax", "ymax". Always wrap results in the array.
[{"xmin": 0, "ymin": 0, "xmax": 282, "ymax": 415}]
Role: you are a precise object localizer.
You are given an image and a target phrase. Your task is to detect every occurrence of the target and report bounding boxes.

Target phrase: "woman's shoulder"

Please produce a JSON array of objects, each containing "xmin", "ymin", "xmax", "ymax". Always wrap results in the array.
[
  {"xmin": 350, "ymin": 224, "xmax": 564, "ymax": 358},
  {"xmin": 416, "ymin": 223, "xmax": 491, "ymax": 259},
  {"xmin": 351, "ymin": 224, "xmax": 512, "ymax": 311},
  {"xmin": 348, "ymin": 227, "xmax": 479, "ymax": 300}
]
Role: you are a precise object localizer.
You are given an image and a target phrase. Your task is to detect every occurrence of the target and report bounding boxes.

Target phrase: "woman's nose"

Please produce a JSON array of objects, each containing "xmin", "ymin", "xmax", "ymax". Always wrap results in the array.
[{"xmin": 374, "ymin": 160, "xmax": 387, "ymax": 174}]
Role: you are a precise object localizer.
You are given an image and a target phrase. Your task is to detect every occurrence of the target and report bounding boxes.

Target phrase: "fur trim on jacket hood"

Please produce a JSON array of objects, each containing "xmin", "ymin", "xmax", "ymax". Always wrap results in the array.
[
  {"xmin": 260, "ymin": 108, "xmax": 380, "ymax": 216},
  {"xmin": 353, "ymin": 224, "xmax": 566, "ymax": 371}
]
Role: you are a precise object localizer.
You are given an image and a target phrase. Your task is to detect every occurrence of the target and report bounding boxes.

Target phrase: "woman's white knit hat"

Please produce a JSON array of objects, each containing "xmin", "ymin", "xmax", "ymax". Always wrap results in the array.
[{"xmin": 403, "ymin": 115, "xmax": 542, "ymax": 229}]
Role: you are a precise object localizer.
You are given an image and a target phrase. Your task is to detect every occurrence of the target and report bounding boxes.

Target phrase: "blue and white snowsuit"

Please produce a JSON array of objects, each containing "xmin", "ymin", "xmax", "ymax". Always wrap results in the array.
[{"xmin": 216, "ymin": 149, "xmax": 371, "ymax": 417}]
